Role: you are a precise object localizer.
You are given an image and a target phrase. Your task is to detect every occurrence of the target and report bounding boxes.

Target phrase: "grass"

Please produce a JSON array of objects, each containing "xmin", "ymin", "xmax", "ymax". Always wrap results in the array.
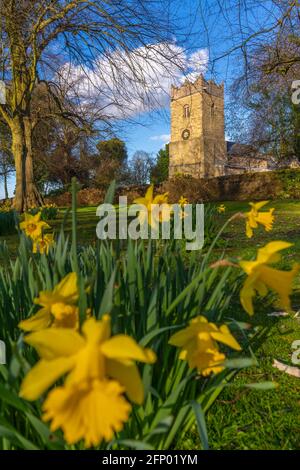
[
  {"xmin": 183, "ymin": 200, "xmax": 300, "ymax": 450},
  {"xmin": 182, "ymin": 307, "xmax": 300, "ymax": 450},
  {"xmin": 0, "ymin": 199, "xmax": 299, "ymax": 450}
]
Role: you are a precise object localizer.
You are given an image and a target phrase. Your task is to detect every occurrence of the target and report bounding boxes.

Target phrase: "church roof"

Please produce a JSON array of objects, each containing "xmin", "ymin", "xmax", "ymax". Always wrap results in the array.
[{"xmin": 226, "ymin": 141, "xmax": 269, "ymax": 161}]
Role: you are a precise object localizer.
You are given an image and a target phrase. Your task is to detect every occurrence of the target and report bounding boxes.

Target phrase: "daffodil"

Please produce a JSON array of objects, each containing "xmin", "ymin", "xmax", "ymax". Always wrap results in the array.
[
  {"xmin": 245, "ymin": 201, "xmax": 275, "ymax": 238},
  {"xmin": 217, "ymin": 204, "xmax": 226, "ymax": 213},
  {"xmin": 20, "ymin": 315, "xmax": 156, "ymax": 403},
  {"xmin": 169, "ymin": 316, "xmax": 241, "ymax": 376},
  {"xmin": 20, "ymin": 212, "xmax": 50, "ymax": 240},
  {"xmin": 239, "ymin": 241, "xmax": 300, "ymax": 315},
  {"xmin": 43, "ymin": 379, "xmax": 131, "ymax": 447},
  {"xmin": 133, "ymin": 185, "xmax": 171, "ymax": 228},
  {"xmin": 33, "ymin": 233, "xmax": 54, "ymax": 254},
  {"xmin": 19, "ymin": 272, "xmax": 79, "ymax": 332},
  {"xmin": 178, "ymin": 196, "xmax": 188, "ymax": 206}
]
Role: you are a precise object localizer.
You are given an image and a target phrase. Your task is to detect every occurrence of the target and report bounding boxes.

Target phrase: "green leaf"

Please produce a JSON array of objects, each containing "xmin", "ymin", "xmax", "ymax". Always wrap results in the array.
[
  {"xmin": 244, "ymin": 381, "xmax": 278, "ymax": 391},
  {"xmin": 98, "ymin": 269, "xmax": 116, "ymax": 317},
  {"xmin": 224, "ymin": 357, "xmax": 258, "ymax": 369},
  {"xmin": 104, "ymin": 180, "xmax": 116, "ymax": 204},
  {"xmin": 191, "ymin": 401, "xmax": 209, "ymax": 450},
  {"xmin": 112, "ymin": 439, "xmax": 155, "ymax": 450},
  {"xmin": 0, "ymin": 424, "xmax": 39, "ymax": 450},
  {"xmin": 25, "ymin": 413, "xmax": 51, "ymax": 442},
  {"xmin": 140, "ymin": 325, "xmax": 179, "ymax": 347},
  {"xmin": 0, "ymin": 383, "xmax": 28, "ymax": 412}
]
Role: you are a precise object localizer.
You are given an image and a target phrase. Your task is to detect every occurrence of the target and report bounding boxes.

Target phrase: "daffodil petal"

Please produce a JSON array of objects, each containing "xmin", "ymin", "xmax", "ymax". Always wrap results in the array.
[
  {"xmin": 169, "ymin": 327, "xmax": 196, "ymax": 347},
  {"xmin": 246, "ymin": 221, "xmax": 253, "ymax": 238},
  {"xmin": 249, "ymin": 201, "xmax": 269, "ymax": 211},
  {"xmin": 255, "ymin": 280, "xmax": 268, "ymax": 297},
  {"xmin": 211, "ymin": 325, "xmax": 241, "ymax": 351},
  {"xmin": 18, "ymin": 308, "xmax": 51, "ymax": 332},
  {"xmin": 20, "ymin": 357, "xmax": 75, "ymax": 401},
  {"xmin": 24, "ymin": 328, "xmax": 84, "ymax": 359},
  {"xmin": 259, "ymin": 264, "xmax": 300, "ymax": 312},
  {"xmin": 256, "ymin": 241, "xmax": 292, "ymax": 265},
  {"xmin": 240, "ymin": 274, "xmax": 257, "ymax": 316},
  {"xmin": 239, "ymin": 260, "xmax": 257, "ymax": 275},
  {"xmin": 133, "ymin": 197, "xmax": 147, "ymax": 206},
  {"xmin": 144, "ymin": 185, "xmax": 154, "ymax": 204},
  {"xmin": 82, "ymin": 316, "xmax": 111, "ymax": 344},
  {"xmin": 101, "ymin": 335, "xmax": 156, "ymax": 363},
  {"xmin": 107, "ymin": 359, "xmax": 145, "ymax": 404},
  {"xmin": 53, "ymin": 272, "xmax": 78, "ymax": 302}
]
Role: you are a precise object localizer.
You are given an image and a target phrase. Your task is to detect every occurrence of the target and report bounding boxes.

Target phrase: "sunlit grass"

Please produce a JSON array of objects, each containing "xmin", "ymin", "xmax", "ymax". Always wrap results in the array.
[{"xmin": 0, "ymin": 198, "xmax": 299, "ymax": 449}]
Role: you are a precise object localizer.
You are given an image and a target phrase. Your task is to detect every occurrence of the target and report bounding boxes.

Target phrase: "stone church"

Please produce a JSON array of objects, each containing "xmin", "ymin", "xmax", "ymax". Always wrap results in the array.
[{"xmin": 169, "ymin": 75, "xmax": 271, "ymax": 178}]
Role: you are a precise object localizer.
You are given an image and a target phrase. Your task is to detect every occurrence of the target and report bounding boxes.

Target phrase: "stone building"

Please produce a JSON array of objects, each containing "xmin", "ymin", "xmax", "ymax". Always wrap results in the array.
[
  {"xmin": 168, "ymin": 75, "xmax": 271, "ymax": 178},
  {"xmin": 225, "ymin": 142, "xmax": 271, "ymax": 175}
]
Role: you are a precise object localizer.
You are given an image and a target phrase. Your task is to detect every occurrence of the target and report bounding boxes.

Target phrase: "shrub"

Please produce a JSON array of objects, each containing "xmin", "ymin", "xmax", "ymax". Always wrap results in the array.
[
  {"xmin": 277, "ymin": 169, "xmax": 300, "ymax": 199},
  {"xmin": 28, "ymin": 204, "xmax": 59, "ymax": 221},
  {"xmin": 0, "ymin": 199, "xmax": 13, "ymax": 212},
  {"xmin": 0, "ymin": 209, "xmax": 18, "ymax": 236}
]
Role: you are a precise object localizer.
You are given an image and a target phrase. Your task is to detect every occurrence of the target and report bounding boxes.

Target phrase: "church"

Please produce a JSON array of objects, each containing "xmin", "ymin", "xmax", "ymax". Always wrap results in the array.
[{"xmin": 168, "ymin": 75, "xmax": 272, "ymax": 178}]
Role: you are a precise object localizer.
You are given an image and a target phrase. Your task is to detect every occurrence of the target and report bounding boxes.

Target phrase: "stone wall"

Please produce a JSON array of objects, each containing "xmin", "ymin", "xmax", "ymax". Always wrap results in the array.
[
  {"xmin": 5, "ymin": 168, "xmax": 297, "ymax": 208},
  {"xmin": 160, "ymin": 169, "xmax": 300, "ymax": 203}
]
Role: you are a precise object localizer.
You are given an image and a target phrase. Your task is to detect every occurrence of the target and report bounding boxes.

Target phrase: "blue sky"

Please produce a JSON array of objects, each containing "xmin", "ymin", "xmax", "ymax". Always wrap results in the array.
[
  {"xmin": 121, "ymin": 0, "xmax": 277, "ymax": 157},
  {"xmin": 1, "ymin": 1, "xmax": 275, "ymax": 199}
]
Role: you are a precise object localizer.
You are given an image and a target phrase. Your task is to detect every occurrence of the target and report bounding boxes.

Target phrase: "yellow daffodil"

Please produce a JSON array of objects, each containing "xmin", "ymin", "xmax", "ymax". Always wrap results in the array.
[
  {"xmin": 19, "ymin": 272, "xmax": 79, "ymax": 331},
  {"xmin": 178, "ymin": 196, "xmax": 188, "ymax": 206},
  {"xmin": 33, "ymin": 233, "xmax": 54, "ymax": 254},
  {"xmin": 20, "ymin": 212, "xmax": 50, "ymax": 240},
  {"xmin": 169, "ymin": 316, "xmax": 241, "ymax": 376},
  {"xmin": 20, "ymin": 315, "xmax": 156, "ymax": 404},
  {"xmin": 43, "ymin": 379, "xmax": 131, "ymax": 447},
  {"xmin": 217, "ymin": 204, "xmax": 226, "ymax": 213},
  {"xmin": 239, "ymin": 241, "xmax": 300, "ymax": 315},
  {"xmin": 133, "ymin": 184, "xmax": 171, "ymax": 228},
  {"xmin": 245, "ymin": 201, "xmax": 275, "ymax": 238}
]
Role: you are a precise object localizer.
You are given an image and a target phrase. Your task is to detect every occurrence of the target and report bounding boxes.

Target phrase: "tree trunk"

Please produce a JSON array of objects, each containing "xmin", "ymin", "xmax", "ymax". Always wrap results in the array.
[
  {"xmin": 11, "ymin": 117, "xmax": 43, "ymax": 212},
  {"xmin": 24, "ymin": 117, "xmax": 44, "ymax": 208},
  {"xmin": 11, "ymin": 118, "xmax": 26, "ymax": 212},
  {"xmin": 4, "ymin": 173, "xmax": 8, "ymax": 200}
]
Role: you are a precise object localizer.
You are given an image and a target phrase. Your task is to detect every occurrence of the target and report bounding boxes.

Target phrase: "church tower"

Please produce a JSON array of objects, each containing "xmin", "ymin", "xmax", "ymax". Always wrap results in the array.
[{"xmin": 169, "ymin": 75, "xmax": 226, "ymax": 178}]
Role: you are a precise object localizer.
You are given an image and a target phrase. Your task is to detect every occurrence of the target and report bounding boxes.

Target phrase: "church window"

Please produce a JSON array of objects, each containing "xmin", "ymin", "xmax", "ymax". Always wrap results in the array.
[
  {"xmin": 211, "ymin": 103, "xmax": 215, "ymax": 118},
  {"xmin": 183, "ymin": 104, "xmax": 190, "ymax": 118}
]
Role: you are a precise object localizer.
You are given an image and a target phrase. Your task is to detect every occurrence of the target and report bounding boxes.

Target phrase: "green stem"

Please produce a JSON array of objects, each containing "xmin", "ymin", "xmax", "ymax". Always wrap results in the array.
[{"xmin": 71, "ymin": 177, "xmax": 79, "ymax": 273}]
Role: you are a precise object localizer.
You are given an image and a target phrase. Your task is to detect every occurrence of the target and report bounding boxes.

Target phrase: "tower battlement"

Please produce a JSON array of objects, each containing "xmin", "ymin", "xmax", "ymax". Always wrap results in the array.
[
  {"xmin": 169, "ymin": 74, "xmax": 226, "ymax": 179},
  {"xmin": 171, "ymin": 75, "xmax": 224, "ymax": 101}
]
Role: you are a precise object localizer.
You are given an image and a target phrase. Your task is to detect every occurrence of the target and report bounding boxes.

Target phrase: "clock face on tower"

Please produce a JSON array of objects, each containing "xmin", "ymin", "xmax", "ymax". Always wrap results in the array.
[{"xmin": 182, "ymin": 129, "xmax": 190, "ymax": 140}]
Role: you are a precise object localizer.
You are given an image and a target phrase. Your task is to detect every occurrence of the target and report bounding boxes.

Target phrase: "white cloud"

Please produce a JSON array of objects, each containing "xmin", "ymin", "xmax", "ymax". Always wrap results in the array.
[
  {"xmin": 58, "ymin": 43, "xmax": 209, "ymax": 120},
  {"xmin": 182, "ymin": 49, "xmax": 209, "ymax": 83},
  {"xmin": 150, "ymin": 134, "xmax": 170, "ymax": 143}
]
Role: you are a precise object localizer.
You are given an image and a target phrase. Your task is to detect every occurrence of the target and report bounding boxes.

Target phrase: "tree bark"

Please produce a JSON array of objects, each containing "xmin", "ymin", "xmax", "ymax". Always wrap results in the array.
[
  {"xmin": 11, "ymin": 118, "xmax": 26, "ymax": 212},
  {"xmin": 4, "ymin": 174, "xmax": 8, "ymax": 200},
  {"xmin": 11, "ymin": 117, "xmax": 43, "ymax": 212},
  {"xmin": 24, "ymin": 117, "xmax": 44, "ymax": 208}
]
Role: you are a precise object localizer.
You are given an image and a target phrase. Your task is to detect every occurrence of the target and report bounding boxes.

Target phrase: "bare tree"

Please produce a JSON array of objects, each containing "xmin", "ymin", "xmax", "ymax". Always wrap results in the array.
[
  {"xmin": 0, "ymin": 121, "xmax": 14, "ymax": 199},
  {"xmin": 129, "ymin": 150, "xmax": 154, "ymax": 184},
  {"xmin": 194, "ymin": 1, "xmax": 300, "ymax": 77},
  {"xmin": 0, "ymin": 0, "xmax": 187, "ymax": 211},
  {"xmin": 193, "ymin": 1, "xmax": 300, "ymax": 157},
  {"xmin": 218, "ymin": 1, "xmax": 300, "ymax": 159}
]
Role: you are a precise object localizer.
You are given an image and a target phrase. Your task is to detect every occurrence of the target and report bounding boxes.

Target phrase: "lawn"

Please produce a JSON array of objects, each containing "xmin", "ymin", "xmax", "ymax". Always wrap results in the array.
[
  {"xmin": 1, "ymin": 199, "xmax": 299, "ymax": 450},
  {"xmin": 194, "ymin": 201, "xmax": 300, "ymax": 450},
  {"xmin": 183, "ymin": 304, "xmax": 300, "ymax": 450}
]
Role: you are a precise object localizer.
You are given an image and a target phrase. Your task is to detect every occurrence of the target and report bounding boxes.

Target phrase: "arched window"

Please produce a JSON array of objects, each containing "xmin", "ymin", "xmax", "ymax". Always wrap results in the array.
[
  {"xmin": 183, "ymin": 104, "xmax": 190, "ymax": 118},
  {"xmin": 211, "ymin": 102, "xmax": 215, "ymax": 118}
]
